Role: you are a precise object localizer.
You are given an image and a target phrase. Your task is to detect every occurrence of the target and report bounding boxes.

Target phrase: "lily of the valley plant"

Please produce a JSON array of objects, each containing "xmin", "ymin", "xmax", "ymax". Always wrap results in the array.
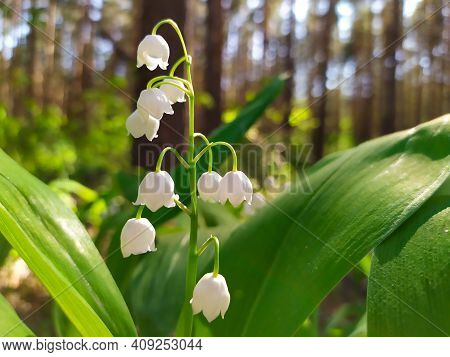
[{"xmin": 121, "ymin": 19, "xmax": 253, "ymax": 336}]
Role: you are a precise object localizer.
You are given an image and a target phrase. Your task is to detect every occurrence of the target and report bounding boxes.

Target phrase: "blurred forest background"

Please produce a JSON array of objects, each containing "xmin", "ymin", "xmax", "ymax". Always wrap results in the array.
[
  {"xmin": 0, "ymin": 0, "xmax": 449, "ymax": 336},
  {"xmin": 1, "ymin": 0, "xmax": 449, "ymax": 186}
]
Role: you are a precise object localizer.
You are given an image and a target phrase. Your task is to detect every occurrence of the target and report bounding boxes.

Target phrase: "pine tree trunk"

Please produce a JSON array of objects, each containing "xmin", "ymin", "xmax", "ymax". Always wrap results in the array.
[
  {"xmin": 43, "ymin": 0, "xmax": 57, "ymax": 107},
  {"xmin": 352, "ymin": 5, "xmax": 374, "ymax": 143},
  {"xmin": 201, "ymin": 0, "xmax": 224, "ymax": 135},
  {"xmin": 80, "ymin": 13, "xmax": 96, "ymax": 125},
  {"xmin": 261, "ymin": 0, "xmax": 270, "ymax": 70},
  {"xmin": 281, "ymin": 0, "xmax": 296, "ymax": 136},
  {"xmin": 380, "ymin": 0, "xmax": 402, "ymax": 135},
  {"xmin": 27, "ymin": 0, "xmax": 41, "ymax": 103},
  {"xmin": 310, "ymin": 0, "xmax": 337, "ymax": 161},
  {"xmin": 235, "ymin": 26, "xmax": 250, "ymax": 106}
]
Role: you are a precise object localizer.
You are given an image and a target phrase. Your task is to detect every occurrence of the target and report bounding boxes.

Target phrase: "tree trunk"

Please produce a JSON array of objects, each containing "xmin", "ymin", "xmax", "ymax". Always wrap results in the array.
[
  {"xmin": 310, "ymin": 0, "xmax": 337, "ymax": 161},
  {"xmin": 261, "ymin": 0, "xmax": 270, "ymax": 70},
  {"xmin": 415, "ymin": 64, "xmax": 422, "ymax": 125},
  {"xmin": 380, "ymin": 0, "xmax": 403, "ymax": 135},
  {"xmin": 80, "ymin": 12, "xmax": 96, "ymax": 124},
  {"xmin": 235, "ymin": 26, "xmax": 251, "ymax": 106},
  {"xmin": 352, "ymin": 5, "xmax": 374, "ymax": 143},
  {"xmin": 281, "ymin": 0, "xmax": 296, "ymax": 136},
  {"xmin": 66, "ymin": 3, "xmax": 95, "ymax": 127},
  {"xmin": 132, "ymin": 0, "xmax": 187, "ymax": 168},
  {"xmin": 43, "ymin": 0, "xmax": 57, "ymax": 107},
  {"xmin": 27, "ymin": 0, "xmax": 41, "ymax": 103},
  {"xmin": 201, "ymin": 0, "xmax": 224, "ymax": 135}
]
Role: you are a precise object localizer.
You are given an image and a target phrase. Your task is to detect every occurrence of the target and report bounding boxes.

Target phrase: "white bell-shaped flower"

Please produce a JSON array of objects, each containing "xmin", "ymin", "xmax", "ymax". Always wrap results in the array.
[
  {"xmin": 143, "ymin": 116, "xmax": 160, "ymax": 141},
  {"xmin": 120, "ymin": 218, "xmax": 156, "ymax": 258},
  {"xmin": 191, "ymin": 273, "xmax": 230, "ymax": 323},
  {"xmin": 126, "ymin": 110, "xmax": 160, "ymax": 141},
  {"xmin": 197, "ymin": 171, "xmax": 222, "ymax": 202},
  {"xmin": 244, "ymin": 192, "xmax": 266, "ymax": 215},
  {"xmin": 160, "ymin": 79, "xmax": 187, "ymax": 104},
  {"xmin": 126, "ymin": 110, "xmax": 145, "ymax": 138},
  {"xmin": 137, "ymin": 35, "xmax": 170, "ymax": 71},
  {"xmin": 134, "ymin": 171, "xmax": 179, "ymax": 212},
  {"xmin": 137, "ymin": 88, "xmax": 174, "ymax": 120},
  {"xmin": 217, "ymin": 171, "xmax": 253, "ymax": 207}
]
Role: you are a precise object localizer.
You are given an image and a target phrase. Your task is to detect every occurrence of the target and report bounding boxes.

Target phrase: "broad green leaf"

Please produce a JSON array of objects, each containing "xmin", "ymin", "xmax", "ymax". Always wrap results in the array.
[
  {"xmin": 367, "ymin": 180, "xmax": 450, "ymax": 336},
  {"xmin": 211, "ymin": 116, "xmax": 449, "ymax": 336},
  {"xmin": 0, "ymin": 150, "xmax": 136, "ymax": 337},
  {"xmin": 0, "ymin": 294, "xmax": 35, "ymax": 337}
]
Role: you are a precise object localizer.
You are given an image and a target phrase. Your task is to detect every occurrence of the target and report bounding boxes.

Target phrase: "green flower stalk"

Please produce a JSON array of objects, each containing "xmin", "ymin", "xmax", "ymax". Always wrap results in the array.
[{"xmin": 120, "ymin": 19, "xmax": 254, "ymax": 336}]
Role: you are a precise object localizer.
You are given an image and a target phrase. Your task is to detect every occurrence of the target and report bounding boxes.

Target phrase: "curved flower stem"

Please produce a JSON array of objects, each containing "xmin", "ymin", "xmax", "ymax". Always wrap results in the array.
[
  {"xmin": 196, "ymin": 235, "xmax": 220, "ymax": 277},
  {"xmin": 170, "ymin": 56, "xmax": 188, "ymax": 76},
  {"xmin": 156, "ymin": 147, "xmax": 189, "ymax": 172},
  {"xmin": 136, "ymin": 205, "xmax": 145, "ymax": 219},
  {"xmin": 152, "ymin": 19, "xmax": 188, "ymax": 58},
  {"xmin": 147, "ymin": 75, "xmax": 192, "ymax": 91},
  {"xmin": 194, "ymin": 133, "xmax": 213, "ymax": 172},
  {"xmin": 194, "ymin": 141, "xmax": 238, "ymax": 171},
  {"xmin": 152, "ymin": 81, "xmax": 193, "ymax": 99},
  {"xmin": 174, "ymin": 198, "xmax": 191, "ymax": 215},
  {"xmin": 147, "ymin": 76, "xmax": 193, "ymax": 96}
]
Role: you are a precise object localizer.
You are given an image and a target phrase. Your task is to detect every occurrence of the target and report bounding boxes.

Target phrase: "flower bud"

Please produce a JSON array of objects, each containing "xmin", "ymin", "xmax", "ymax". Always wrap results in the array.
[
  {"xmin": 197, "ymin": 171, "xmax": 222, "ymax": 202},
  {"xmin": 137, "ymin": 88, "xmax": 174, "ymax": 120},
  {"xmin": 217, "ymin": 171, "xmax": 253, "ymax": 207},
  {"xmin": 244, "ymin": 192, "xmax": 266, "ymax": 215},
  {"xmin": 160, "ymin": 79, "xmax": 187, "ymax": 104},
  {"xmin": 137, "ymin": 35, "xmax": 170, "ymax": 71},
  {"xmin": 134, "ymin": 171, "xmax": 179, "ymax": 212},
  {"xmin": 126, "ymin": 110, "xmax": 160, "ymax": 141},
  {"xmin": 191, "ymin": 273, "xmax": 230, "ymax": 323},
  {"xmin": 120, "ymin": 218, "xmax": 156, "ymax": 258}
]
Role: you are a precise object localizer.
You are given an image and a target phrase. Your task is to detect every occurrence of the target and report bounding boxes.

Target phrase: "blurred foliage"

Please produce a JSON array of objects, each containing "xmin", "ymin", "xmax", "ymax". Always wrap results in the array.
[
  {"xmin": 0, "ymin": 78, "xmax": 130, "ymax": 184},
  {"xmin": 0, "ymin": 103, "xmax": 76, "ymax": 180}
]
